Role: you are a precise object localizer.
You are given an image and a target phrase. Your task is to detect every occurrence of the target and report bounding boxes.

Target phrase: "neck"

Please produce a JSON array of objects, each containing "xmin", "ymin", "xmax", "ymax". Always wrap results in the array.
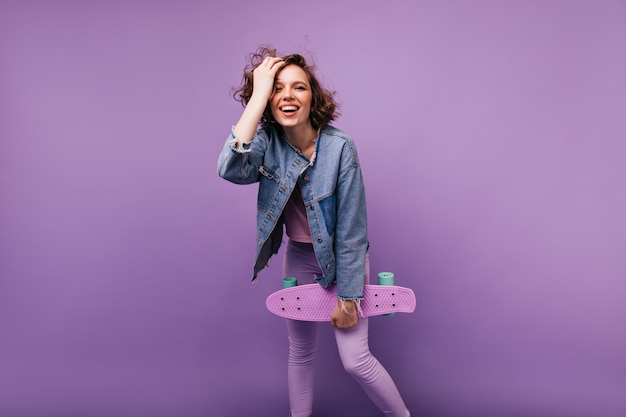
[
  {"xmin": 283, "ymin": 124, "xmax": 317, "ymax": 149},
  {"xmin": 283, "ymin": 124, "xmax": 317, "ymax": 159}
]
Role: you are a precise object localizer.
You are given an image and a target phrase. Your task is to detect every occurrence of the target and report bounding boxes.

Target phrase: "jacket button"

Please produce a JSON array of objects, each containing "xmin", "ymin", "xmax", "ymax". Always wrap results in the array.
[{"xmin": 317, "ymin": 237, "xmax": 322, "ymax": 243}]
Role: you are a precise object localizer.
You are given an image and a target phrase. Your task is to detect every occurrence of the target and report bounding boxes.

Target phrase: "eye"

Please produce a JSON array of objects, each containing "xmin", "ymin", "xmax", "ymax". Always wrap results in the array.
[
  {"xmin": 295, "ymin": 85, "xmax": 307, "ymax": 90},
  {"xmin": 274, "ymin": 86, "xmax": 283, "ymax": 92}
]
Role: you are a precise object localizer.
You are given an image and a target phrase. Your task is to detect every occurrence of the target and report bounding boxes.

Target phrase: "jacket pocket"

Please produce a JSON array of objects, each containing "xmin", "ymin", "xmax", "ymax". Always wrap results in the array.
[{"xmin": 318, "ymin": 194, "xmax": 336, "ymax": 235}]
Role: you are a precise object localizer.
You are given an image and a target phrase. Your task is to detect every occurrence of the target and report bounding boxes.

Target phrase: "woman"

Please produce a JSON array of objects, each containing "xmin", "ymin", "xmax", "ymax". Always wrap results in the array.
[{"xmin": 217, "ymin": 46, "xmax": 410, "ymax": 417}]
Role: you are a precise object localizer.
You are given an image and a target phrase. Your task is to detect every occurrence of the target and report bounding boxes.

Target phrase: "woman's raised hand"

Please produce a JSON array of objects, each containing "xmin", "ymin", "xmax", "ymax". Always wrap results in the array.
[
  {"xmin": 232, "ymin": 56, "xmax": 285, "ymax": 146},
  {"xmin": 251, "ymin": 57, "xmax": 285, "ymax": 101}
]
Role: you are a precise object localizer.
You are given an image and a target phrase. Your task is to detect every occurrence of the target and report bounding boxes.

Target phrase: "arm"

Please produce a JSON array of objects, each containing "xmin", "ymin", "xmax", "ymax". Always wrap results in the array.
[
  {"xmin": 330, "ymin": 140, "xmax": 369, "ymax": 329},
  {"xmin": 232, "ymin": 57, "xmax": 284, "ymax": 148},
  {"xmin": 217, "ymin": 57, "xmax": 285, "ymax": 184}
]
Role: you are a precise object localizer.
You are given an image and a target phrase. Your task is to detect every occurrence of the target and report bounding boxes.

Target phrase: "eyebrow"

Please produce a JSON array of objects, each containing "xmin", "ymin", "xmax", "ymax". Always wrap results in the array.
[{"xmin": 275, "ymin": 79, "xmax": 309, "ymax": 86}]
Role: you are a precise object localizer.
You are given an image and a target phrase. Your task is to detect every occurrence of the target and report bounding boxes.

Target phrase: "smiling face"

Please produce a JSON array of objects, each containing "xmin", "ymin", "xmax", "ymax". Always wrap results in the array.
[{"xmin": 270, "ymin": 64, "xmax": 313, "ymax": 132}]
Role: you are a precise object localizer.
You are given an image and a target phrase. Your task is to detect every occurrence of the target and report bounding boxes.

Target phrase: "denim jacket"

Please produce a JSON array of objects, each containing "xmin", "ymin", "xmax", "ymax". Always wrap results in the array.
[{"xmin": 217, "ymin": 124, "xmax": 369, "ymax": 300}]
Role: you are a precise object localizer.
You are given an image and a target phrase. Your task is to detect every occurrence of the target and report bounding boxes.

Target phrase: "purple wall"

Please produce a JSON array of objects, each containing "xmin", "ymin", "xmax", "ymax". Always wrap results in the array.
[{"xmin": 1, "ymin": 1, "xmax": 625, "ymax": 416}]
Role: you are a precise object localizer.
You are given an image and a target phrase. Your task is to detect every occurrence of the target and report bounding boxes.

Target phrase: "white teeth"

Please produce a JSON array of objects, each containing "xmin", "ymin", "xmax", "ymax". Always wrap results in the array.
[{"xmin": 281, "ymin": 106, "xmax": 298, "ymax": 112}]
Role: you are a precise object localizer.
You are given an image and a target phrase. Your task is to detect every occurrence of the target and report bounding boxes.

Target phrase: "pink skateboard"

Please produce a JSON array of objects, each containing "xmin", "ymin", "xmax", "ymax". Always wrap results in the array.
[{"xmin": 266, "ymin": 283, "xmax": 416, "ymax": 321}]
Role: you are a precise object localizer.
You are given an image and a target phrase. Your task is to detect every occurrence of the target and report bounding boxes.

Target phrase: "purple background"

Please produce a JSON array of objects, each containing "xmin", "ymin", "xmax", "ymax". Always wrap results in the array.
[{"xmin": 1, "ymin": 1, "xmax": 625, "ymax": 416}]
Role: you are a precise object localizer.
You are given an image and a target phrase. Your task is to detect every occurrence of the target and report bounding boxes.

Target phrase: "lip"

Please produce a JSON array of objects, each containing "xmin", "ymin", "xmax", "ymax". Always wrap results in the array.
[{"xmin": 278, "ymin": 104, "xmax": 300, "ymax": 117}]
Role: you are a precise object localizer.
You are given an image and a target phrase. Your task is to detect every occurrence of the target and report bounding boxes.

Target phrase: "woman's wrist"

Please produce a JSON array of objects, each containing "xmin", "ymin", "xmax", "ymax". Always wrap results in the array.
[{"xmin": 338, "ymin": 299, "xmax": 356, "ymax": 313}]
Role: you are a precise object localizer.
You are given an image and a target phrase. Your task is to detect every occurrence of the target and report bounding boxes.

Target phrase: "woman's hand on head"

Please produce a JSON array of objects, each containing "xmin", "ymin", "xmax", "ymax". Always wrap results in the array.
[
  {"xmin": 331, "ymin": 299, "xmax": 359, "ymax": 329},
  {"xmin": 232, "ymin": 57, "xmax": 284, "ymax": 144},
  {"xmin": 251, "ymin": 57, "xmax": 285, "ymax": 102}
]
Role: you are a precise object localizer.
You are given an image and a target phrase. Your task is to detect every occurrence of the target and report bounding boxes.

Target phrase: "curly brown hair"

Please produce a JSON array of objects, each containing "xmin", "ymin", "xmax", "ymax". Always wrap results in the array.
[{"xmin": 232, "ymin": 46, "xmax": 340, "ymax": 130}]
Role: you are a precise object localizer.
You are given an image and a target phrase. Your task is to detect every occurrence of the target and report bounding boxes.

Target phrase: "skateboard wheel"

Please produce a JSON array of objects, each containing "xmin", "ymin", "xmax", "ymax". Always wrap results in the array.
[
  {"xmin": 378, "ymin": 272, "xmax": 394, "ymax": 286},
  {"xmin": 283, "ymin": 276, "xmax": 298, "ymax": 288},
  {"xmin": 378, "ymin": 272, "xmax": 395, "ymax": 316}
]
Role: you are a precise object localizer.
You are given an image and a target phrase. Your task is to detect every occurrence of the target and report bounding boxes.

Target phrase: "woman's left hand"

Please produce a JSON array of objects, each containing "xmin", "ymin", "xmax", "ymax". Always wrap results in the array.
[{"xmin": 331, "ymin": 299, "xmax": 358, "ymax": 329}]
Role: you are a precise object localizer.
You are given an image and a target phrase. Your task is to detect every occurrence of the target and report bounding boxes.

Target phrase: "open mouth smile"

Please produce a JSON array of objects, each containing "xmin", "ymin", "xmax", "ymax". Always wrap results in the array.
[{"xmin": 279, "ymin": 105, "xmax": 300, "ymax": 116}]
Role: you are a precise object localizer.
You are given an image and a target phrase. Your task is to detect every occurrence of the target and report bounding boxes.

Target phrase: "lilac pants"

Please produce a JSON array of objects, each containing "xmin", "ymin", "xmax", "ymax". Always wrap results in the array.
[{"xmin": 283, "ymin": 240, "xmax": 410, "ymax": 417}]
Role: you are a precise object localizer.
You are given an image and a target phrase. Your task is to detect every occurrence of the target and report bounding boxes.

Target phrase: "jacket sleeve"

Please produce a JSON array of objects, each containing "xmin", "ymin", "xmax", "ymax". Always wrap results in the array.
[
  {"xmin": 217, "ymin": 128, "xmax": 268, "ymax": 185},
  {"xmin": 334, "ymin": 139, "xmax": 369, "ymax": 300}
]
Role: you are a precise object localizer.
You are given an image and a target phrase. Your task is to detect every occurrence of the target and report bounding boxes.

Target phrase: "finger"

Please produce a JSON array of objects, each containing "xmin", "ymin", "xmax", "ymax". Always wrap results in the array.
[
  {"xmin": 264, "ymin": 56, "xmax": 283, "ymax": 65},
  {"xmin": 261, "ymin": 56, "xmax": 282, "ymax": 67},
  {"xmin": 269, "ymin": 58, "xmax": 285, "ymax": 72},
  {"xmin": 255, "ymin": 57, "xmax": 270, "ymax": 71}
]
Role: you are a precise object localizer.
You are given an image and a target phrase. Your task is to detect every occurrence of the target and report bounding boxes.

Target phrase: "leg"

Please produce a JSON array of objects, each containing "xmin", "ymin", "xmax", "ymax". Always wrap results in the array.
[
  {"xmin": 334, "ymin": 254, "xmax": 410, "ymax": 417},
  {"xmin": 286, "ymin": 319, "xmax": 317, "ymax": 417},
  {"xmin": 334, "ymin": 319, "xmax": 410, "ymax": 417},
  {"xmin": 283, "ymin": 240, "xmax": 321, "ymax": 417}
]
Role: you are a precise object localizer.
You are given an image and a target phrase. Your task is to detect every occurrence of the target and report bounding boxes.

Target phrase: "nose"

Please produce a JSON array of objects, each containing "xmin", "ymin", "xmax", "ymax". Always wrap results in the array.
[{"xmin": 282, "ymin": 88, "xmax": 295, "ymax": 100}]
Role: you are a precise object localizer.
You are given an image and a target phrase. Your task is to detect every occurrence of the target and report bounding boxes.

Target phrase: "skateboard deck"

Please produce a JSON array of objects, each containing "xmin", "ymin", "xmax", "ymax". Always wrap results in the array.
[{"xmin": 266, "ymin": 284, "xmax": 416, "ymax": 321}]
